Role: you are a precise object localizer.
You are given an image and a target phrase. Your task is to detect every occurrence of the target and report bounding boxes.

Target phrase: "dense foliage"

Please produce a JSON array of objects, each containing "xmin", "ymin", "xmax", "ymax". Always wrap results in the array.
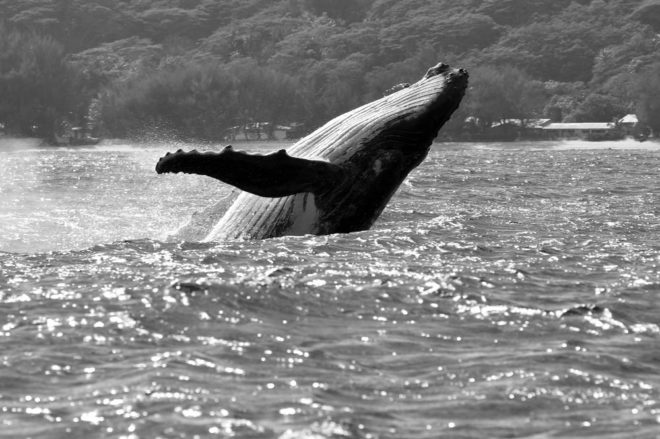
[{"xmin": 1, "ymin": 0, "xmax": 659, "ymax": 141}]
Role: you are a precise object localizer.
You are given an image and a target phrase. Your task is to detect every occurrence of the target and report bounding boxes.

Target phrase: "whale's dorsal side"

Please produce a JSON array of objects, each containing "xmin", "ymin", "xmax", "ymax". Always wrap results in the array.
[{"xmin": 156, "ymin": 145, "xmax": 346, "ymax": 198}]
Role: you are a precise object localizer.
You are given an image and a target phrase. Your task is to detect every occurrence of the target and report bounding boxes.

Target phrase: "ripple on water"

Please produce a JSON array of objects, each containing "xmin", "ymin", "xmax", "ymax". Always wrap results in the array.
[{"xmin": 1, "ymin": 143, "xmax": 660, "ymax": 437}]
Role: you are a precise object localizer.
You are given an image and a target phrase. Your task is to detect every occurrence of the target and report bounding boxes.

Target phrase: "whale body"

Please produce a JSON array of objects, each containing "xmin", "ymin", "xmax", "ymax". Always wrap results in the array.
[{"xmin": 156, "ymin": 62, "xmax": 468, "ymax": 240}]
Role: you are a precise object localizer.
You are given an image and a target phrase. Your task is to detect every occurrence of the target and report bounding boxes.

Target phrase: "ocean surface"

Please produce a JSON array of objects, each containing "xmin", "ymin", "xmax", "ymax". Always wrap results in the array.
[{"xmin": 1, "ymin": 138, "xmax": 659, "ymax": 439}]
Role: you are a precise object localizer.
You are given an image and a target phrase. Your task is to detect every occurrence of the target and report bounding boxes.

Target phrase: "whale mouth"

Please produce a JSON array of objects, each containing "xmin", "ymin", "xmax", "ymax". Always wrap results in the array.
[
  {"xmin": 383, "ymin": 62, "xmax": 468, "ymax": 125},
  {"xmin": 424, "ymin": 65, "xmax": 469, "ymax": 127},
  {"xmin": 420, "ymin": 63, "xmax": 469, "ymax": 111}
]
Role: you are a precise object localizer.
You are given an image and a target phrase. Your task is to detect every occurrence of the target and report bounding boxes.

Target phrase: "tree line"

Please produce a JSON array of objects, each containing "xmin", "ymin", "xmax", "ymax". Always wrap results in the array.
[{"xmin": 1, "ymin": 0, "xmax": 660, "ymax": 143}]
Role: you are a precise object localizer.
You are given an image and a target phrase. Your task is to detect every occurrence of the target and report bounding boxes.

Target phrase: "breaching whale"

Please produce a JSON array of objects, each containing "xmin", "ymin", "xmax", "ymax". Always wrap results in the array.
[{"xmin": 156, "ymin": 62, "xmax": 468, "ymax": 240}]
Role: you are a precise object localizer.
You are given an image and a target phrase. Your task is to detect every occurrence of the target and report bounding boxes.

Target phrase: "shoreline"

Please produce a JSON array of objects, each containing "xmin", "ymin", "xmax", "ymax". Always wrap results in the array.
[{"xmin": 2, "ymin": 136, "xmax": 659, "ymax": 151}]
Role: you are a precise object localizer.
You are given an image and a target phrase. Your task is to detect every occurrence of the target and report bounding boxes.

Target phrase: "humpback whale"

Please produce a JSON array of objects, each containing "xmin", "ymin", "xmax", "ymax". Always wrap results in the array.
[{"xmin": 156, "ymin": 62, "xmax": 468, "ymax": 240}]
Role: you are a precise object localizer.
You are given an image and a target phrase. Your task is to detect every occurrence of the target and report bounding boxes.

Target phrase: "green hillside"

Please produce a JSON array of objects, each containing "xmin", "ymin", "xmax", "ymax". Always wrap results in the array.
[{"xmin": 1, "ymin": 0, "xmax": 659, "ymax": 142}]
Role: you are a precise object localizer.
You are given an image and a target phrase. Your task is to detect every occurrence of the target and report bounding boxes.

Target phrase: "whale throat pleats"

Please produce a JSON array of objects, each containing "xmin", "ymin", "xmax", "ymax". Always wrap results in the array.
[{"xmin": 155, "ymin": 146, "xmax": 345, "ymax": 198}]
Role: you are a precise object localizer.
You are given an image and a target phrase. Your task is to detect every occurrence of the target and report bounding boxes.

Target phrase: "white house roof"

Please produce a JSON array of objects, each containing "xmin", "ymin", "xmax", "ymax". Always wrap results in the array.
[
  {"xmin": 542, "ymin": 122, "xmax": 616, "ymax": 130},
  {"xmin": 619, "ymin": 114, "xmax": 638, "ymax": 124}
]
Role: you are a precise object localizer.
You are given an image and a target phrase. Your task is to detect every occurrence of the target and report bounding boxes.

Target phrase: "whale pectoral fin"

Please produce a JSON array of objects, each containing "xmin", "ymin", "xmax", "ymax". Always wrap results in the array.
[{"xmin": 156, "ymin": 146, "xmax": 345, "ymax": 198}]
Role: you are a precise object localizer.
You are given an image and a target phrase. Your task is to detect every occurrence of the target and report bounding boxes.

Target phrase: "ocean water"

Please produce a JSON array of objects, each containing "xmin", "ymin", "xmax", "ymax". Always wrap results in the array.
[{"xmin": 0, "ymin": 139, "xmax": 659, "ymax": 438}]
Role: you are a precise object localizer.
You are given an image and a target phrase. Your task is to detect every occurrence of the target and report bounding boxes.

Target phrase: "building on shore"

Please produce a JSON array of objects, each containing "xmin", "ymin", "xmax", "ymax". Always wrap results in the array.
[
  {"xmin": 537, "ymin": 122, "xmax": 624, "ymax": 141},
  {"xmin": 223, "ymin": 122, "xmax": 305, "ymax": 141},
  {"xmin": 471, "ymin": 116, "xmax": 643, "ymax": 141}
]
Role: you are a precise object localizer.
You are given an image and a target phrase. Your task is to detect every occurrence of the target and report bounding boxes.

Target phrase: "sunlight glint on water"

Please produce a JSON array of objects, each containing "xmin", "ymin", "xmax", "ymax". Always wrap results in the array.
[{"xmin": 1, "ymin": 140, "xmax": 659, "ymax": 438}]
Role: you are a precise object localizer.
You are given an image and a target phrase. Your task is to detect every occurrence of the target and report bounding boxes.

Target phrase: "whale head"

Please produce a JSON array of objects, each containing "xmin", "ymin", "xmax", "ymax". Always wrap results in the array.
[{"xmin": 295, "ymin": 62, "xmax": 469, "ymax": 234}]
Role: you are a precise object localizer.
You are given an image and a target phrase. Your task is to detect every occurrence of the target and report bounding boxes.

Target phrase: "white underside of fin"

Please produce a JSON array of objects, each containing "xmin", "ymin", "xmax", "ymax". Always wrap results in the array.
[{"xmin": 284, "ymin": 193, "xmax": 319, "ymax": 236}]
